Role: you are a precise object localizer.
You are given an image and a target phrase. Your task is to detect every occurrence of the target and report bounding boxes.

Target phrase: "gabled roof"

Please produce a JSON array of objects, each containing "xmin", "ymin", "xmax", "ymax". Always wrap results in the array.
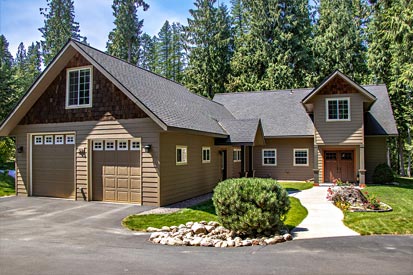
[
  {"xmin": 218, "ymin": 119, "xmax": 264, "ymax": 145},
  {"xmin": 214, "ymin": 89, "xmax": 315, "ymax": 137},
  {"xmin": 213, "ymin": 85, "xmax": 398, "ymax": 137},
  {"xmin": 0, "ymin": 40, "xmax": 234, "ymax": 136},
  {"xmin": 302, "ymin": 70, "xmax": 376, "ymax": 104}
]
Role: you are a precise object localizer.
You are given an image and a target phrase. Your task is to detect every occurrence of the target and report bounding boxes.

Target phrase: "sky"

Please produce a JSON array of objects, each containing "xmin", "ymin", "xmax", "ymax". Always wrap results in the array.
[{"xmin": 0, "ymin": 0, "xmax": 230, "ymax": 57}]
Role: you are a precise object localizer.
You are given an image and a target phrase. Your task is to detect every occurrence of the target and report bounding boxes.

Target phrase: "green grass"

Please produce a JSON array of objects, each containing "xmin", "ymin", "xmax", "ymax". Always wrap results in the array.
[
  {"xmin": 278, "ymin": 181, "xmax": 314, "ymax": 192},
  {"xmin": 123, "ymin": 196, "xmax": 308, "ymax": 232},
  {"xmin": 343, "ymin": 177, "xmax": 413, "ymax": 235},
  {"xmin": 0, "ymin": 173, "xmax": 15, "ymax": 196}
]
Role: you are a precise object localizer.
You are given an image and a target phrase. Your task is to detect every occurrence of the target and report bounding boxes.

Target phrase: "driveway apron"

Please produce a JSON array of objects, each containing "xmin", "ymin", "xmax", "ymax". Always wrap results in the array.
[{"xmin": 291, "ymin": 186, "xmax": 359, "ymax": 239}]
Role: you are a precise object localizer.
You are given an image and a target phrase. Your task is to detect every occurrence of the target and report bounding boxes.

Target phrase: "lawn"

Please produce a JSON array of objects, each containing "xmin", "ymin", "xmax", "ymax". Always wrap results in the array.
[
  {"xmin": 123, "ymin": 196, "xmax": 307, "ymax": 232},
  {"xmin": 343, "ymin": 177, "xmax": 413, "ymax": 235},
  {"xmin": 0, "ymin": 172, "xmax": 15, "ymax": 197},
  {"xmin": 278, "ymin": 181, "xmax": 313, "ymax": 192}
]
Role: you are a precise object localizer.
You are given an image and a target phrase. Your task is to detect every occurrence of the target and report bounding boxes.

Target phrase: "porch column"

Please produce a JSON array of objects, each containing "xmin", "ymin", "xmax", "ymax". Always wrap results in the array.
[
  {"xmin": 241, "ymin": 145, "xmax": 245, "ymax": 176},
  {"xmin": 313, "ymin": 145, "xmax": 319, "ymax": 184},
  {"xmin": 359, "ymin": 144, "xmax": 366, "ymax": 185}
]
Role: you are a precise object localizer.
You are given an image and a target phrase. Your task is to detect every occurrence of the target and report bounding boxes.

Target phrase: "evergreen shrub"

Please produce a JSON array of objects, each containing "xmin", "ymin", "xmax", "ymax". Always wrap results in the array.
[
  {"xmin": 372, "ymin": 163, "xmax": 394, "ymax": 184},
  {"xmin": 212, "ymin": 178, "xmax": 290, "ymax": 237}
]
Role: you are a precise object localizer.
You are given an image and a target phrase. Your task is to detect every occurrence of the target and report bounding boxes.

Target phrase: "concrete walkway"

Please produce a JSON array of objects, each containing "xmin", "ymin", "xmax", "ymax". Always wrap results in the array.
[{"xmin": 291, "ymin": 186, "xmax": 359, "ymax": 239}]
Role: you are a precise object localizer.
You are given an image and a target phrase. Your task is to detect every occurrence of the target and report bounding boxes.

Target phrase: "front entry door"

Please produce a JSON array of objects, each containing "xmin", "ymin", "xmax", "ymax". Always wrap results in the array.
[{"xmin": 324, "ymin": 151, "xmax": 355, "ymax": 182}]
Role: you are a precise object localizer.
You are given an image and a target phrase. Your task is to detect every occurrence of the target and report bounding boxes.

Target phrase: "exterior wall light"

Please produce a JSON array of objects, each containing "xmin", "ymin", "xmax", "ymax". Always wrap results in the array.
[
  {"xmin": 143, "ymin": 144, "xmax": 152, "ymax": 153},
  {"xmin": 17, "ymin": 146, "xmax": 24, "ymax": 153}
]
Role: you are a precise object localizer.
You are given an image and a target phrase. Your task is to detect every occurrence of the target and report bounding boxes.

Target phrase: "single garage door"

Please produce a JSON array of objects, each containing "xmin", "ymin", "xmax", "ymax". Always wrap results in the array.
[
  {"xmin": 92, "ymin": 139, "xmax": 141, "ymax": 203},
  {"xmin": 32, "ymin": 134, "xmax": 75, "ymax": 198}
]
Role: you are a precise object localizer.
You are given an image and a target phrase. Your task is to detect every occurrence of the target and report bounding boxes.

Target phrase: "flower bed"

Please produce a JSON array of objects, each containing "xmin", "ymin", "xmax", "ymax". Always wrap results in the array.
[{"xmin": 327, "ymin": 185, "xmax": 392, "ymax": 212}]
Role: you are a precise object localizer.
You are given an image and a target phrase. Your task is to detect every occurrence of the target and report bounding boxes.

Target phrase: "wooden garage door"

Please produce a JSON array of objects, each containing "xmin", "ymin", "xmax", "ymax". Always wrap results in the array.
[
  {"xmin": 32, "ymin": 134, "xmax": 75, "ymax": 198},
  {"xmin": 92, "ymin": 140, "xmax": 141, "ymax": 203}
]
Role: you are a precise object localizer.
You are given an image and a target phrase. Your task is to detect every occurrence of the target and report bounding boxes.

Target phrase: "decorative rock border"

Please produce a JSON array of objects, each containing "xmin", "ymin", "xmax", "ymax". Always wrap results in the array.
[
  {"xmin": 148, "ymin": 221, "xmax": 293, "ymax": 247},
  {"xmin": 350, "ymin": 202, "xmax": 393, "ymax": 212}
]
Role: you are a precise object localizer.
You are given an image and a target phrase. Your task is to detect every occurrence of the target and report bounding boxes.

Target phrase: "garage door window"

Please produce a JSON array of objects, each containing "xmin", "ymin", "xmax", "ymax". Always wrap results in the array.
[
  {"xmin": 34, "ymin": 136, "xmax": 43, "ymax": 145},
  {"xmin": 45, "ymin": 136, "xmax": 53, "ymax": 145},
  {"xmin": 131, "ymin": 141, "xmax": 140, "ymax": 151},
  {"xmin": 55, "ymin": 135, "xmax": 64, "ymax": 144},
  {"xmin": 66, "ymin": 135, "xmax": 75, "ymax": 144},
  {"xmin": 117, "ymin": 140, "xmax": 128, "ymax": 151},
  {"xmin": 105, "ymin": 141, "xmax": 115, "ymax": 151},
  {"xmin": 93, "ymin": 141, "xmax": 103, "ymax": 151}
]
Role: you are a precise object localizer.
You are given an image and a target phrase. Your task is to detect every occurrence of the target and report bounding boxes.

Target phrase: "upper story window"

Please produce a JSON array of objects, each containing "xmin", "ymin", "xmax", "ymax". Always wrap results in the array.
[
  {"xmin": 326, "ymin": 98, "xmax": 350, "ymax": 121},
  {"xmin": 66, "ymin": 66, "xmax": 92, "ymax": 108}
]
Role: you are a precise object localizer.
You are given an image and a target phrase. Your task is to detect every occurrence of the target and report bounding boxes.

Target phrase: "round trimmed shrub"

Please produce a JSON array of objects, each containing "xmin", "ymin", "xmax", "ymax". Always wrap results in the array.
[
  {"xmin": 372, "ymin": 163, "xmax": 394, "ymax": 184},
  {"xmin": 212, "ymin": 178, "xmax": 290, "ymax": 237}
]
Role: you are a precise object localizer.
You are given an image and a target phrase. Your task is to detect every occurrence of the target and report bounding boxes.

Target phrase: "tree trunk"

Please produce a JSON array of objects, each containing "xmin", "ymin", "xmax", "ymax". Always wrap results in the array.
[
  {"xmin": 399, "ymin": 136, "xmax": 406, "ymax": 176},
  {"xmin": 408, "ymin": 127, "xmax": 411, "ymax": 177}
]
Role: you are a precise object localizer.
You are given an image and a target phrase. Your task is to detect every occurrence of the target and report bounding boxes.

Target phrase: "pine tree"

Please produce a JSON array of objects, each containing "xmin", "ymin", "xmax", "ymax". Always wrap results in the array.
[
  {"xmin": 156, "ymin": 20, "xmax": 173, "ymax": 78},
  {"xmin": 107, "ymin": 0, "xmax": 149, "ymax": 64},
  {"xmin": 39, "ymin": 0, "xmax": 85, "ymax": 66},
  {"xmin": 26, "ymin": 42, "xmax": 42, "ymax": 83},
  {"xmin": 312, "ymin": 0, "xmax": 368, "ymax": 84},
  {"xmin": 184, "ymin": 0, "xmax": 232, "ymax": 98},
  {"xmin": 227, "ymin": 0, "xmax": 313, "ymax": 92},
  {"xmin": 0, "ymin": 35, "xmax": 16, "ymax": 121},
  {"xmin": 170, "ymin": 22, "xmax": 185, "ymax": 82},
  {"xmin": 139, "ymin": 33, "xmax": 157, "ymax": 71}
]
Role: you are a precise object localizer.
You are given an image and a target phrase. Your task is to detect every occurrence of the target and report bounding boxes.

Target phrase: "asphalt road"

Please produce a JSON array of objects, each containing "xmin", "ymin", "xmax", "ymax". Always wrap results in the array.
[{"xmin": 1, "ymin": 196, "xmax": 412, "ymax": 275}]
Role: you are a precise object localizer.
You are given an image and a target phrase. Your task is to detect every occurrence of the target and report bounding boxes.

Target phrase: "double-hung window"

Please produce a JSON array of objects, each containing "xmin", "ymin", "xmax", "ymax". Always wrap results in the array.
[
  {"xmin": 293, "ymin": 149, "xmax": 309, "ymax": 166},
  {"xmin": 66, "ymin": 66, "xmax": 92, "ymax": 108},
  {"xmin": 262, "ymin": 149, "xmax": 277, "ymax": 166},
  {"xmin": 176, "ymin": 146, "xmax": 188, "ymax": 165},
  {"xmin": 326, "ymin": 98, "xmax": 350, "ymax": 121},
  {"xmin": 202, "ymin": 147, "xmax": 211, "ymax": 163},
  {"xmin": 233, "ymin": 149, "xmax": 241, "ymax": 162}
]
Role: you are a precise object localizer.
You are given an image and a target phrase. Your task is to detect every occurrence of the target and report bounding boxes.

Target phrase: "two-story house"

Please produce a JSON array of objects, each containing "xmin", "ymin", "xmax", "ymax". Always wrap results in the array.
[{"xmin": 0, "ymin": 40, "xmax": 397, "ymax": 206}]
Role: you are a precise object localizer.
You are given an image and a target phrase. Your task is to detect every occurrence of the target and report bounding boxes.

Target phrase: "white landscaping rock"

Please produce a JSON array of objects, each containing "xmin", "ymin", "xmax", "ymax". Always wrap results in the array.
[{"xmin": 191, "ymin": 223, "xmax": 207, "ymax": 234}]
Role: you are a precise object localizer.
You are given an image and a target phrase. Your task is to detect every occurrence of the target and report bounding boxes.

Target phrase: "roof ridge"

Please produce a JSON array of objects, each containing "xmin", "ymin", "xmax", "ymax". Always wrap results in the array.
[
  {"xmin": 214, "ymin": 88, "xmax": 313, "ymax": 96},
  {"xmin": 71, "ymin": 39, "xmax": 229, "ymax": 110}
]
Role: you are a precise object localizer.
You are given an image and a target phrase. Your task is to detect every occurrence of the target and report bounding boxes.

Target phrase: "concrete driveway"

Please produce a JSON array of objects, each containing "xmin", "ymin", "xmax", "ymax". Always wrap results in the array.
[{"xmin": 1, "ymin": 196, "xmax": 413, "ymax": 275}]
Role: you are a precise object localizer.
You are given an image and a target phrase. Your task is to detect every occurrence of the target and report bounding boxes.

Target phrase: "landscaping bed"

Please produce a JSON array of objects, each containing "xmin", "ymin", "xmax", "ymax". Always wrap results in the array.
[{"xmin": 0, "ymin": 172, "xmax": 15, "ymax": 197}]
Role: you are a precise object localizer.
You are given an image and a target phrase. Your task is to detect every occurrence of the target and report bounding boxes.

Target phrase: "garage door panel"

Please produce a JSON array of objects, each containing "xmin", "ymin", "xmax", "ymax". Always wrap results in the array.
[{"xmin": 92, "ymin": 139, "xmax": 141, "ymax": 203}]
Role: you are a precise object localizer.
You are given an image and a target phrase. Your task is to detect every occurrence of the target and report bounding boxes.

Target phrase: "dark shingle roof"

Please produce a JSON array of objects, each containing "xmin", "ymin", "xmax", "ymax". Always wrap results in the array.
[
  {"xmin": 219, "ymin": 119, "xmax": 261, "ymax": 144},
  {"xmin": 214, "ymin": 85, "xmax": 397, "ymax": 137},
  {"xmin": 213, "ymin": 89, "xmax": 314, "ymax": 137},
  {"xmin": 74, "ymin": 41, "xmax": 234, "ymax": 136}
]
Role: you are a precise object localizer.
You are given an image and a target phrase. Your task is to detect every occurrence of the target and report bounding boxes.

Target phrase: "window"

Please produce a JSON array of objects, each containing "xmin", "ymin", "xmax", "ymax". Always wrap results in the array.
[
  {"xmin": 66, "ymin": 135, "xmax": 75, "ymax": 144},
  {"xmin": 55, "ymin": 135, "xmax": 64, "ymax": 145},
  {"xmin": 262, "ymin": 149, "xmax": 277, "ymax": 166},
  {"xmin": 202, "ymin": 147, "xmax": 211, "ymax": 163},
  {"xmin": 294, "ymin": 149, "xmax": 309, "ymax": 166},
  {"xmin": 117, "ymin": 140, "xmax": 128, "ymax": 151},
  {"xmin": 233, "ymin": 149, "xmax": 241, "ymax": 162},
  {"xmin": 176, "ymin": 146, "xmax": 187, "ymax": 165},
  {"xmin": 131, "ymin": 141, "xmax": 140, "ymax": 151},
  {"xmin": 93, "ymin": 141, "xmax": 103, "ymax": 151},
  {"xmin": 34, "ymin": 136, "xmax": 43, "ymax": 145},
  {"xmin": 325, "ymin": 152, "xmax": 337, "ymax": 160},
  {"xmin": 44, "ymin": 135, "xmax": 53, "ymax": 145},
  {"xmin": 326, "ymin": 98, "xmax": 350, "ymax": 121},
  {"xmin": 66, "ymin": 67, "xmax": 92, "ymax": 108},
  {"xmin": 105, "ymin": 141, "xmax": 115, "ymax": 151}
]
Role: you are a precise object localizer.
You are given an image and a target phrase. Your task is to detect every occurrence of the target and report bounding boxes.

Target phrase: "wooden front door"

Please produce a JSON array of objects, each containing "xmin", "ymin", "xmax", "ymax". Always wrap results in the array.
[{"xmin": 324, "ymin": 151, "xmax": 355, "ymax": 182}]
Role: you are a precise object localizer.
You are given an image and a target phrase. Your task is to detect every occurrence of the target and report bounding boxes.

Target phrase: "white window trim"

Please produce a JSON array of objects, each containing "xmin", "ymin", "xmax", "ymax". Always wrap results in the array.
[
  {"xmin": 326, "ymin": 97, "xmax": 351, "ymax": 122},
  {"xmin": 202, "ymin": 147, "xmax": 211, "ymax": 163},
  {"xmin": 176, "ymin": 145, "xmax": 188, "ymax": 165},
  {"xmin": 262, "ymin": 148, "xmax": 277, "ymax": 166},
  {"xmin": 105, "ymin": 140, "xmax": 115, "ymax": 151},
  {"xmin": 54, "ymin": 135, "xmax": 64, "ymax": 145},
  {"xmin": 66, "ymin": 66, "xmax": 93, "ymax": 109},
  {"xmin": 93, "ymin": 140, "xmax": 103, "ymax": 151},
  {"xmin": 66, "ymin": 135, "xmax": 75, "ymax": 144},
  {"xmin": 130, "ymin": 140, "xmax": 141, "ymax": 151},
  {"xmin": 293, "ymin": 148, "xmax": 309, "ymax": 167},
  {"xmin": 117, "ymin": 140, "xmax": 129, "ymax": 151},
  {"xmin": 34, "ymin": 136, "xmax": 43, "ymax": 145},
  {"xmin": 233, "ymin": 148, "xmax": 241, "ymax": 162},
  {"xmin": 44, "ymin": 135, "xmax": 54, "ymax": 145}
]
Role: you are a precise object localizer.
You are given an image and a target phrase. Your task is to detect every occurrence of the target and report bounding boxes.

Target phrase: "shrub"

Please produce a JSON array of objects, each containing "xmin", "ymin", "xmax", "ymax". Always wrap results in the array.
[
  {"xmin": 212, "ymin": 178, "xmax": 290, "ymax": 237},
  {"xmin": 372, "ymin": 163, "xmax": 394, "ymax": 184}
]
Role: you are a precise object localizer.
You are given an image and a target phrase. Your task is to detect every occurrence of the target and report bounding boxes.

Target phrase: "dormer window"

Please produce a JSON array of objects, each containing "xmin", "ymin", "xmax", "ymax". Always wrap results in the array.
[
  {"xmin": 66, "ymin": 66, "xmax": 92, "ymax": 108},
  {"xmin": 326, "ymin": 98, "xmax": 350, "ymax": 121}
]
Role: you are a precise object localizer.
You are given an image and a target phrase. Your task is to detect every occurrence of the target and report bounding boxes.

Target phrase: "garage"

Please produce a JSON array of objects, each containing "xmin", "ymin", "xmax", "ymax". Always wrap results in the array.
[
  {"xmin": 31, "ymin": 134, "xmax": 75, "ymax": 198},
  {"xmin": 92, "ymin": 139, "xmax": 141, "ymax": 203}
]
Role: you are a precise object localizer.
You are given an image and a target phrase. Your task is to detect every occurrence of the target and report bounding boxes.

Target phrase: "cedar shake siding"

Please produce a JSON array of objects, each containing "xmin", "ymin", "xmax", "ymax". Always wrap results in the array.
[
  {"xmin": 159, "ymin": 132, "xmax": 228, "ymax": 206},
  {"xmin": 313, "ymin": 93, "xmax": 365, "ymax": 145},
  {"xmin": 11, "ymin": 118, "xmax": 162, "ymax": 205},
  {"xmin": 19, "ymin": 53, "xmax": 148, "ymax": 125},
  {"xmin": 254, "ymin": 138, "xmax": 314, "ymax": 180},
  {"xmin": 365, "ymin": 137, "xmax": 387, "ymax": 183}
]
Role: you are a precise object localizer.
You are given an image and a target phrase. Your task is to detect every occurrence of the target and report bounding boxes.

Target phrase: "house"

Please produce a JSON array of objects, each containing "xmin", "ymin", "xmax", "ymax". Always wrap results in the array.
[{"xmin": 0, "ymin": 40, "xmax": 397, "ymax": 206}]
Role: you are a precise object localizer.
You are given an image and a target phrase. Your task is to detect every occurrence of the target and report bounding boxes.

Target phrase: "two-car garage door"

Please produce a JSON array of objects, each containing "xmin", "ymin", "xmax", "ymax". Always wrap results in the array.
[{"xmin": 92, "ymin": 139, "xmax": 141, "ymax": 203}]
